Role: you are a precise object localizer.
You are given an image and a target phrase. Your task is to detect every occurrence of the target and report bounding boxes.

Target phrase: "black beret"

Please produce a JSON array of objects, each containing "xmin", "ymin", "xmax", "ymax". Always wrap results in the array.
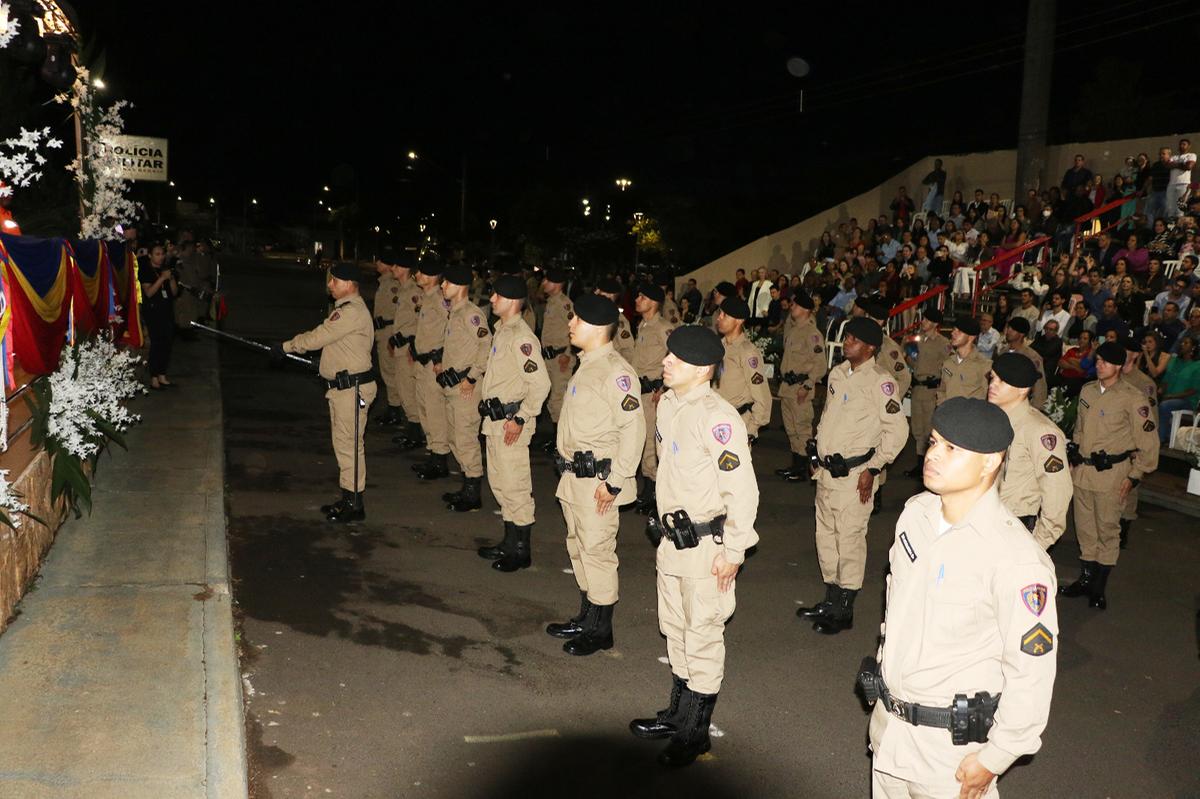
[
  {"xmin": 992, "ymin": 352, "xmax": 1039, "ymax": 388},
  {"xmin": 574, "ymin": 294, "xmax": 618, "ymax": 327},
  {"xmin": 544, "ymin": 267, "xmax": 568, "ymax": 284},
  {"xmin": 596, "ymin": 277, "xmax": 622, "ymax": 295},
  {"xmin": 924, "ymin": 308, "xmax": 944, "ymax": 324},
  {"xmin": 720, "ymin": 296, "xmax": 751, "ymax": 320},
  {"xmin": 844, "ymin": 316, "xmax": 883, "ymax": 348},
  {"xmin": 443, "ymin": 264, "xmax": 473, "ymax": 286},
  {"xmin": 1007, "ymin": 316, "xmax": 1031, "ymax": 336},
  {"xmin": 793, "ymin": 290, "xmax": 814, "ymax": 310},
  {"xmin": 667, "ymin": 326, "xmax": 724, "ymax": 367},
  {"xmin": 954, "ymin": 316, "xmax": 981, "ymax": 336},
  {"xmin": 493, "ymin": 274, "xmax": 526, "ymax": 300},
  {"xmin": 329, "ymin": 263, "xmax": 360, "ymax": 282},
  {"xmin": 417, "ymin": 260, "xmax": 443, "ymax": 277},
  {"xmin": 932, "ymin": 397, "xmax": 1013, "ymax": 454},
  {"xmin": 714, "ymin": 281, "xmax": 736, "ymax": 297},
  {"xmin": 1095, "ymin": 341, "xmax": 1126, "ymax": 365},
  {"xmin": 639, "ymin": 283, "xmax": 665, "ymax": 304}
]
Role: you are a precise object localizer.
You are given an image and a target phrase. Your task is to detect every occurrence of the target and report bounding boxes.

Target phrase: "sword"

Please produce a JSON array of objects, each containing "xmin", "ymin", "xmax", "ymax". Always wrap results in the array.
[{"xmin": 188, "ymin": 321, "xmax": 315, "ymax": 367}]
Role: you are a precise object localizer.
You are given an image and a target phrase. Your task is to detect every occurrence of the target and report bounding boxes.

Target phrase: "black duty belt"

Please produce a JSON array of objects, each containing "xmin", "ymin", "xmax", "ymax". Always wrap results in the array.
[
  {"xmin": 640, "ymin": 376, "xmax": 664, "ymax": 393},
  {"xmin": 736, "ymin": 402, "xmax": 754, "ymax": 415},
  {"xmin": 410, "ymin": 344, "xmax": 443, "ymax": 366},
  {"xmin": 808, "ymin": 444, "xmax": 876, "ymax": 478},
  {"xmin": 781, "ymin": 371, "xmax": 810, "ymax": 386},
  {"xmin": 857, "ymin": 658, "xmax": 999, "ymax": 746},
  {"xmin": 542, "ymin": 345, "xmax": 568, "ymax": 359},
  {"xmin": 388, "ymin": 332, "xmax": 413, "ymax": 348},
  {"xmin": 373, "ymin": 316, "xmax": 390, "ymax": 331},
  {"xmin": 915, "ymin": 375, "xmax": 941, "ymax": 388},
  {"xmin": 322, "ymin": 369, "xmax": 375, "ymax": 390},
  {"xmin": 1018, "ymin": 515, "xmax": 1036, "ymax": 533},
  {"xmin": 555, "ymin": 451, "xmax": 612, "ymax": 480},
  {"xmin": 647, "ymin": 511, "xmax": 727, "ymax": 549},
  {"xmin": 1082, "ymin": 449, "xmax": 1133, "ymax": 470},
  {"xmin": 478, "ymin": 398, "xmax": 521, "ymax": 421}
]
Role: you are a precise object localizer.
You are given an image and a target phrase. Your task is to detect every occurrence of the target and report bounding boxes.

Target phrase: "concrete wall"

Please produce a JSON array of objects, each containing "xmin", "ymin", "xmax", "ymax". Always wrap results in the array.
[{"xmin": 681, "ymin": 131, "xmax": 1200, "ymax": 293}]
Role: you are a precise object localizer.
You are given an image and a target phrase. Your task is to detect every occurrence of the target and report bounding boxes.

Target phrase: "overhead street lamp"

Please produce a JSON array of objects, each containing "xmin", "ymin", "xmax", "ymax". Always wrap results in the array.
[
  {"xmin": 488, "ymin": 219, "xmax": 497, "ymax": 252},
  {"xmin": 615, "ymin": 178, "xmax": 632, "ymax": 191}
]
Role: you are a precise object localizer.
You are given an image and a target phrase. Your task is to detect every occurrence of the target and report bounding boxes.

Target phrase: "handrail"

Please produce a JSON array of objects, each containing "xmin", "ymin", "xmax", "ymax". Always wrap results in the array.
[
  {"xmin": 1071, "ymin": 191, "xmax": 1141, "ymax": 255},
  {"xmin": 970, "ymin": 236, "xmax": 1053, "ymax": 315}
]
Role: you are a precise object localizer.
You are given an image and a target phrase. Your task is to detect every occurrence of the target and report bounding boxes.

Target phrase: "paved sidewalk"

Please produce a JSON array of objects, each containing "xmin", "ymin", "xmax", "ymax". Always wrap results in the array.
[{"xmin": 0, "ymin": 339, "xmax": 246, "ymax": 798}]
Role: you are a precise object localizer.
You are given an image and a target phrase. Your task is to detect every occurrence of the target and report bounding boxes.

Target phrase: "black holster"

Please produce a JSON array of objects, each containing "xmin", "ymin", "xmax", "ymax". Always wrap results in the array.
[
  {"xmin": 805, "ymin": 438, "xmax": 822, "ymax": 472},
  {"xmin": 436, "ymin": 367, "xmax": 464, "ymax": 388},
  {"xmin": 1066, "ymin": 441, "xmax": 1083, "ymax": 467}
]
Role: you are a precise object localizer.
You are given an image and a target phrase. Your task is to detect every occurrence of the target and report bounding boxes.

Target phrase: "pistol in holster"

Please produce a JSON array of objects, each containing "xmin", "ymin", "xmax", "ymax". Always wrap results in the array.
[{"xmin": 805, "ymin": 438, "xmax": 822, "ymax": 473}]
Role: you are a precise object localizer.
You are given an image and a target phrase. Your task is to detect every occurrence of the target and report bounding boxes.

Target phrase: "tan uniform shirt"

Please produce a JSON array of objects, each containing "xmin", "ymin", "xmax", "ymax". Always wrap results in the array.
[
  {"xmin": 631, "ymin": 313, "xmax": 672, "ymax": 382},
  {"xmin": 541, "ymin": 291, "xmax": 573, "ymax": 350},
  {"xmin": 877, "ymin": 334, "xmax": 913, "ymax": 396},
  {"xmin": 912, "ymin": 331, "xmax": 952, "ymax": 386},
  {"xmin": 1122, "ymin": 368, "xmax": 1157, "ymax": 409},
  {"xmin": 372, "ymin": 273, "xmax": 398, "ymax": 330},
  {"xmin": 935, "ymin": 348, "xmax": 992, "ymax": 404},
  {"xmin": 554, "ymin": 342, "xmax": 645, "ymax": 504},
  {"xmin": 872, "ymin": 487, "xmax": 1058, "ymax": 778},
  {"xmin": 389, "ymin": 275, "xmax": 421, "ymax": 338},
  {"xmin": 413, "ymin": 285, "xmax": 449, "ymax": 354},
  {"xmin": 614, "ymin": 314, "xmax": 635, "ymax": 359},
  {"xmin": 999, "ymin": 402, "xmax": 1073, "ymax": 548},
  {"xmin": 715, "ymin": 334, "xmax": 773, "ymax": 435},
  {"xmin": 662, "ymin": 296, "xmax": 681, "ymax": 326},
  {"xmin": 815, "ymin": 358, "xmax": 908, "ymax": 487},
  {"xmin": 780, "ymin": 318, "xmax": 827, "ymax": 390},
  {"xmin": 480, "ymin": 315, "xmax": 551, "ymax": 436},
  {"xmin": 655, "ymin": 383, "xmax": 760, "ymax": 573},
  {"xmin": 442, "ymin": 299, "xmax": 491, "ymax": 380},
  {"xmin": 1072, "ymin": 379, "xmax": 1160, "ymax": 490},
  {"xmin": 284, "ymin": 293, "xmax": 373, "ymax": 380}
]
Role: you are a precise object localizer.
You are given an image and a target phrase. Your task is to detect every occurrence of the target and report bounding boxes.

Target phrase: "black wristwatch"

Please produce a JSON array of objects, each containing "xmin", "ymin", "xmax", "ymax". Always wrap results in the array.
[
  {"xmin": 868, "ymin": 467, "xmax": 881, "ymax": 476},
  {"xmin": 1127, "ymin": 477, "xmax": 1140, "ymax": 488},
  {"xmin": 509, "ymin": 415, "xmax": 525, "ymax": 426},
  {"xmin": 466, "ymin": 376, "xmax": 477, "ymax": 385},
  {"xmin": 605, "ymin": 483, "xmax": 621, "ymax": 495}
]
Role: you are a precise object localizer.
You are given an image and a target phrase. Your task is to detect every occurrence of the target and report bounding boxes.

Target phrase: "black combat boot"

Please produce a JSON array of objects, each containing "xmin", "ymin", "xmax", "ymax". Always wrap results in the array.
[
  {"xmin": 493, "ymin": 524, "xmax": 532, "ymax": 572},
  {"xmin": 775, "ymin": 452, "xmax": 803, "ymax": 479},
  {"xmin": 630, "ymin": 674, "xmax": 688, "ymax": 739},
  {"xmin": 448, "ymin": 476, "xmax": 482, "ymax": 512},
  {"xmin": 536, "ymin": 421, "xmax": 557, "ymax": 454},
  {"xmin": 657, "ymin": 691, "xmax": 717, "ymax": 767},
  {"xmin": 1089, "ymin": 564, "xmax": 1111, "ymax": 610},
  {"xmin": 478, "ymin": 521, "xmax": 515, "ymax": 560},
  {"xmin": 414, "ymin": 452, "xmax": 450, "ymax": 480},
  {"xmin": 814, "ymin": 587, "xmax": 857, "ymax": 635},
  {"xmin": 564, "ymin": 602, "xmax": 614, "ymax": 656},
  {"xmin": 321, "ymin": 488, "xmax": 352, "ymax": 518},
  {"xmin": 634, "ymin": 479, "xmax": 657, "ymax": 515},
  {"xmin": 872, "ymin": 487, "xmax": 883, "ymax": 516},
  {"xmin": 546, "ymin": 592, "xmax": 591, "ymax": 639},
  {"xmin": 442, "ymin": 475, "xmax": 468, "ymax": 504},
  {"xmin": 392, "ymin": 422, "xmax": 426, "ymax": 450},
  {"xmin": 1058, "ymin": 560, "xmax": 1095, "ymax": 598},
  {"xmin": 785, "ymin": 457, "xmax": 812, "ymax": 483},
  {"xmin": 796, "ymin": 583, "xmax": 837, "ymax": 621},
  {"xmin": 375, "ymin": 405, "xmax": 404, "ymax": 427},
  {"xmin": 1119, "ymin": 519, "xmax": 1131, "ymax": 550},
  {"xmin": 327, "ymin": 491, "xmax": 365, "ymax": 523}
]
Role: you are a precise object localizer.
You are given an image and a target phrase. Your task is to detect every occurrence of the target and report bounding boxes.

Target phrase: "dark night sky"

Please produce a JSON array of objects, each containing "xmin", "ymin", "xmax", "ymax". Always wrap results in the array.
[{"xmin": 25, "ymin": 1, "xmax": 1200, "ymax": 261}]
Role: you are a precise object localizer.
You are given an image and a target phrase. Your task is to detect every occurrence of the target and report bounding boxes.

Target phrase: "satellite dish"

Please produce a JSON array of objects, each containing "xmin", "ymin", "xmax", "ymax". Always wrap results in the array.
[{"xmin": 786, "ymin": 57, "xmax": 810, "ymax": 78}]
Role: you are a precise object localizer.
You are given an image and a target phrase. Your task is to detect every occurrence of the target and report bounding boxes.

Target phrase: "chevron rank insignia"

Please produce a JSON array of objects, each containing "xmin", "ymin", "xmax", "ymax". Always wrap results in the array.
[
  {"xmin": 523, "ymin": 359, "xmax": 539, "ymax": 373},
  {"xmin": 813, "ymin": 346, "xmax": 822, "ymax": 353},
  {"xmin": 751, "ymin": 373, "xmax": 764, "ymax": 384},
  {"xmin": 717, "ymin": 450, "xmax": 741, "ymax": 471},
  {"xmin": 477, "ymin": 327, "xmax": 488, "ymax": 338},
  {"xmin": 622, "ymin": 395, "xmax": 640, "ymax": 411},
  {"xmin": 1044, "ymin": 455, "xmax": 1064, "ymax": 473},
  {"xmin": 885, "ymin": 399, "xmax": 901, "ymax": 414},
  {"xmin": 1143, "ymin": 420, "xmax": 1155, "ymax": 432},
  {"xmin": 1020, "ymin": 623, "xmax": 1053, "ymax": 656}
]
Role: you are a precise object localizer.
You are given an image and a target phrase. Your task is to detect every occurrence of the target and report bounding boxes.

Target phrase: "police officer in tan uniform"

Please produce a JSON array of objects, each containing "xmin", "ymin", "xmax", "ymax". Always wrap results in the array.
[
  {"xmin": 851, "ymin": 298, "xmax": 909, "ymax": 514},
  {"xmin": 988, "ymin": 353, "xmax": 1073, "ymax": 549},
  {"xmin": 545, "ymin": 295, "xmax": 645, "ymax": 656},
  {"xmin": 476, "ymin": 275, "xmax": 551, "ymax": 571},
  {"xmin": 630, "ymin": 283, "xmax": 676, "ymax": 514},
  {"xmin": 799, "ymin": 317, "xmax": 908, "ymax": 634},
  {"xmin": 866, "ymin": 398, "xmax": 1058, "ymax": 799},
  {"xmin": 629, "ymin": 326, "xmax": 759, "ymax": 767},
  {"xmin": 713, "ymin": 297, "xmax": 772, "ymax": 440},
  {"xmin": 935, "ymin": 316, "xmax": 991, "ymax": 404},
  {"xmin": 998, "ymin": 317, "xmax": 1047, "ymax": 409},
  {"xmin": 775, "ymin": 291, "xmax": 827, "ymax": 482},
  {"xmin": 386, "ymin": 257, "xmax": 424, "ymax": 449},
  {"xmin": 1119, "ymin": 337, "xmax": 1157, "ymax": 549},
  {"xmin": 905, "ymin": 309, "xmax": 953, "ymax": 479},
  {"xmin": 596, "ymin": 278, "xmax": 634, "ymax": 360},
  {"xmin": 538, "ymin": 268, "xmax": 575, "ymax": 449},
  {"xmin": 1059, "ymin": 341, "xmax": 1159, "ymax": 610},
  {"xmin": 410, "ymin": 262, "xmax": 453, "ymax": 480},
  {"xmin": 436, "ymin": 264, "xmax": 492, "ymax": 511},
  {"xmin": 371, "ymin": 255, "xmax": 403, "ymax": 427},
  {"xmin": 280, "ymin": 264, "xmax": 376, "ymax": 522}
]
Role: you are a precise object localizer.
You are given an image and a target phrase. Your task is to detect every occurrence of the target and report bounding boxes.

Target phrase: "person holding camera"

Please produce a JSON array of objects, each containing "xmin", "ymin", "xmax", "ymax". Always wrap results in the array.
[
  {"xmin": 475, "ymin": 275, "xmax": 551, "ymax": 571},
  {"xmin": 628, "ymin": 325, "xmax": 759, "ymax": 767},
  {"xmin": 866, "ymin": 398, "xmax": 1058, "ymax": 799},
  {"xmin": 544, "ymin": 295, "xmax": 644, "ymax": 657},
  {"xmin": 798, "ymin": 317, "xmax": 907, "ymax": 635}
]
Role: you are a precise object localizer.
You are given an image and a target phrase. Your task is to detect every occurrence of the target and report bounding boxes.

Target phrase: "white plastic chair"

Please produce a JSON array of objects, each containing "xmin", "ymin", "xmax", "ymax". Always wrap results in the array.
[
  {"xmin": 1164, "ymin": 259, "xmax": 1181, "ymax": 279},
  {"xmin": 1170, "ymin": 409, "xmax": 1195, "ymax": 449}
]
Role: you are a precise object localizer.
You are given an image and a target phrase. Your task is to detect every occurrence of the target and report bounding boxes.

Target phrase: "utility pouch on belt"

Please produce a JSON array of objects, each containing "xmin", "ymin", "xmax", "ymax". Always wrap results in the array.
[
  {"xmin": 436, "ymin": 367, "xmax": 464, "ymax": 388},
  {"xmin": 826, "ymin": 453, "xmax": 849, "ymax": 478},
  {"xmin": 478, "ymin": 397, "xmax": 504, "ymax": 420},
  {"xmin": 334, "ymin": 370, "xmax": 354, "ymax": 390},
  {"xmin": 656, "ymin": 511, "xmax": 726, "ymax": 550},
  {"xmin": 857, "ymin": 656, "xmax": 880, "ymax": 705},
  {"xmin": 645, "ymin": 515, "xmax": 664, "ymax": 546},
  {"xmin": 805, "ymin": 439, "xmax": 821, "ymax": 472},
  {"xmin": 555, "ymin": 451, "xmax": 611, "ymax": 480},
  {"xmin": 782, "ymin": 371, "xmax": 809, "ymax": 386},
  {"xmin": 1066, "ymin": 441, "xmax": 1082, "ymax": 467}
]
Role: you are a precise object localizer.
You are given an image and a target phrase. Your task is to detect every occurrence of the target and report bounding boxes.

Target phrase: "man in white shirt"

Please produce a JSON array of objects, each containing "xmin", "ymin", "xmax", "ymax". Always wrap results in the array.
[
  {"xmin": 976, "ymin": 313, "xmax": 1002, "ymax": 359},
  {"xmin": 1168, "ymin": 138, "xmax": 1195, "ymax": 220},
  {"xmin": 1036, "ymin": 290, "xmax": 1071, "ymax": 335},
  {"xmin": 747, "ymin": 267, "xmax": 772, "ymax": 328}
]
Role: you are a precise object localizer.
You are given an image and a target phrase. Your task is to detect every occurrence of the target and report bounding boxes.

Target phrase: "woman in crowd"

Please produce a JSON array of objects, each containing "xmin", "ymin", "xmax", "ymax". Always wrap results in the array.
[
  {"xmin": 1114, "ymin": 232, "xmax": 1150, "ymax": 275},
  {"xmin": 1139, "ymin": 331, "xmax": 1170, "ymax": 380},
  {"xmin": 138, "ymin": 243, "xmax": 179, "ymax": 390},
  {"xmin": 1147, "ymin": 218, "xmax": 1173, "ymax": 258},
  {"xmin": 1105, "ymin": 257, "xmax": 1131, "ymax": 293},
  {"xmin": 1158, "ymin": 335, "xmax": 1200, "ymax": 445},
  {"xmin": 1058, "ymin": 329, "xmax": 1097, "ymax": 396},
  {"xmin": 993, "ymin": 292, "xmax": 1013, "ymax": 331},
  {"xmin": 1105, "ymin": 174, "xmax": 1135, "ymax": 229},
  {"xmin": 1144, "ymin": 258, "xmax": 1167, "ymax": 296},
  {"xmin": 1116, "ymin": 275, "xmax": 1144, "ymax": 323},
  {"xmin": 816, "ymin": 231, "xmax": 836, "ymax": 261},
  {"xmin": 996, "ymin": 220, "xmax": 1027, "ymax": 280}
]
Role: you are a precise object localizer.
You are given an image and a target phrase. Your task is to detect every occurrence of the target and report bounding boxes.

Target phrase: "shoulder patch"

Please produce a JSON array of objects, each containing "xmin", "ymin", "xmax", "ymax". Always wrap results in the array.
[
  {"xmin": 621, "ymin": 330, "xmax": 631, "ymax": 338},
  {"xmin": 471, "ymin": 314, "xmax": 480, "ymax": 326},
  {"xmin": 1143, "ymin": 420, "xmax": 1155, "ymax": 432},
  {"xmin": 881, "ymin": 381, "xmax": 896, "ymax": 397},
  {"xmin": 813, "ymin": 345, "xmax": 823, "ymax": 353},
  {"xmin": 748, "ymin": 356, "xmax": 759, "ymax": 369},
  {"xmin": 1040, "ymin": 434, "xmax": 1056, "ymax": 451},
  {"xmin": 621, "ymin": 395, "xmax": 640, "ymax": 411},
  {"xmin": 1020, "ymin": 623, "xmax": 1054, "ymax": 657},
  {"xmin": 391, "ymin": 286, "xmax": 399, "ymax": 294},
  {"xmin": 414, "ymin": 304, "xmax": 422, "ymax": 313},
  {"xmin": 1044, "ymin": 455, "xmax": 1064, "ymax": 473},
  {"xmin": 717, "ymin": 450, "xmax": 741, "ymax": 471},
  {"xmin": 889, "ymin": 350, "xmax": 899, "ymax": 360},
  {"xmin": 616, "ymin": 375, "xmax": 632, "ymax": 392},
  {"xmin": 894, "ymin": 362, "xmax": 904, "ymax": 372},
  {"xmin": 1021, "ymin": 584, "xmax": 1048, "ymax": 617},
  {"xmin": 670, "ymin": 316, "xmax": 678, "ymax": 325},
  {"xmin": 330, "ymin": 311, "xmax": 341, "ymax": 321},
  {"xmin": 523, "ymin": 359, "xmax": 539, "ymax": 373},
  {"xmin": 712, "ymin": 423, "xmax": 732, "ymax": 444},
  {"xmin": 885, "ymin": 399, "xmax": 901, "ymax": 414},
  {"xmin": 751, "ymin": 373, "xmax": 764, "ymax": 385},
  {"xmin": 477, "ymin": 327, "xmax": 488, "ymax": 338},
  {"xmin": 520, "ymin": 342, "xmax": 533, "ymax": 356},
  {"xmin": 1137, "ymin": 406, "xmax": 1149, "ymax": 418},
  {"xmin": 412, "ymin": 295, "xmax": 419, "ymax": 303}
]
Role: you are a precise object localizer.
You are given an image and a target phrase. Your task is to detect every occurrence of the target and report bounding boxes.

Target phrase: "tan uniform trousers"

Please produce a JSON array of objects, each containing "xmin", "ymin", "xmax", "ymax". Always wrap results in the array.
[
  {"xmin": 485, "ymin": 432, "xmax": 535, "ymax": 525},
  {"xmin": 546, "ymin": 354, "xmax": 577, "ymax": 423},
  {"xmin": 872, "ymin": 766, "xmax": 999, "ymax": 799},
  {"xmin": 814, "ymin": 481, "xmax": 877, "ymax": 590},
  {"xmin": 910, "ymin": 387, "xmax": 936, "ymax": 456},
  {"xmin": 375, "ymin": 332, "xmax": 402, "ymax": 407},
  {"xmin": 641, "ymin": 393, "xmax": 659, "ymax": 479},
  {"xmin": 393, "ymin": 350, "xmax": 418, "ymax": 419},
  {"xmin": 1073, "ymin": 487, "xmax": 1123, "ymax": 566},
  {"xmin": 562, "ymin": 499, "xmax": 620, "ymax": 605},
  {"xmin": 328, "ymin": 381, "xmax": 377, "ymax": 492},
  {"xmin": 780, "ymin": 390, "xmax": 816, "ymax": 453},
  {"xmin": 417, "ymin": 363, "xmax": 449, "ymax": 455},
  {"xmin": 657, "ymin": 571, "xmax": 736, "ymax": 695},
  {"xmin": 1121, "ymin": 486, "xmax": 1139, "ymax": 522},
  {"xmin": 444, "ymin": 387, "xmax": 484, "ymax": 478}
]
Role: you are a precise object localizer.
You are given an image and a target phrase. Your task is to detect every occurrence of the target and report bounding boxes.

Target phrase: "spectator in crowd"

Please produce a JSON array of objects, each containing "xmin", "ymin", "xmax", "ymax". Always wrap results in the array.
[
  {"xmin": 1138, "ymin": 332, "xmax": 1170, "ymax": 380},
  {"xmin": 1062, "ymin": 153, "xmax": 1093, "ymax": 194},
  {"xmin": 1009, "ymin": 266, "xmax": 1048, "ymax": 301},
  {"xmin": 1093, "ymin": 230, "xmax": 1121, "ymax": 272},
  {"xmin": 816, "ymin": 231, "xmax": 836, "ymax": 261},
  {"xmin": 921, "ymin": 159, "xmax": 946, "ymax": 213},
  {"xmin": 1144, "ymin": 257, "xmax": 1167, "ymax": 296},
  {"xmin": 1168, "ymin": 138, "xmax": 1196, "ymax": 221},
  {"xmin": 1012, "ymin": 288, "xmax": 1042, "ymax": 329},
  {"xmin": 1179, "ymin": 254, "xmax": 1199, "ymax": 287},
  {"xmin": 766, "ymin": 285, "xmax": 784, "ymax": 328},
  {"xmin": 890, "ymin": 186, "xmax": 915, "ymax": 230},
  {"xmin": 138, "ymin": 243, "xmax": 179, "ymax": 390},
  {"xmin": 1155, "ymin": 276, "xmax": 1193, "ymax": 318},
  {"xmin": 1155, "ymin": 302, "xmax": 1186, "ymax": 351},
  {"xmin": 830, "ymin": 276, "xmax": 858, "ymax": 316},
  {"xmin": 1114, "ymin": 275, "xmax": 1142, "ymax": 323},
  {"xmin": 992, "ymin": 293, "xmax": 1013, "ymax": 332},
  {"xmin": 976, "ymin": 312, "xmax": 1002, "ymax": 358},
  {"xmin": 1065, "ymin": 300, "xmax": 1097, "ymax": 343},
  {"xmin": 734, "ymin": 268, "xmax": 750, "ymax": 298},
  {"xmin": 1032, "ymin": 319, "xmax": 1064, "ymax": 387},
  {"xmin": 748, "ymin": 267, "xmax": 772, "ymax": 327},
  {"xmin": 1105, "ymin": 257, "xmax": 1131, "ymax": 294},
  {"xmin": 876, "ymin": 228, "xmax": 900, "ymax": 265},
  {"xmin": 966, "ymin": 188, "xmax": 988, "ymax": 219},
  {"xmin": 1146, "ymin": 219, "xmax": 1174, "ymax": 258},
  {"xmin": 1058, "ymin": 329, "xmax": 1097, "ymax": 395},
  {"xmin": 1158, "ymin": 335, "xmax": 1200, "ymax": 444},
  {"xmin": 680, "ymin": 278, "xmax": 703, "ymax": 323},
  {"xmin": 1036, "ymin": 290, "xmax": 1071, "ymax": 334},
  {"xmin": 1113, "ymin": 234, "xmax": 1150, "ymax": 276},
  {"xmin": 1096, "ymin": 297, "xmax": 1131, "ymax": 341},
  {"xmin": 1172, "ymin": 305, "xmax": 1200, "ymax": 354},
  {"xmin": 927, "ymin": 244, "xmax": 954, "ymax": 287},
  {"xmin": 1144, "ymin": 148, "xmax": 1173, "ymax": 222}
]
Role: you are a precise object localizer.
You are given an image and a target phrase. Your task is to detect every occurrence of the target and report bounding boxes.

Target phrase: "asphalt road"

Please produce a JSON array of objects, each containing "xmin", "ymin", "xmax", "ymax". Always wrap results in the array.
[{"xmin": 219, "ymin": 256, "xmax": 1199, "ymax": 799}]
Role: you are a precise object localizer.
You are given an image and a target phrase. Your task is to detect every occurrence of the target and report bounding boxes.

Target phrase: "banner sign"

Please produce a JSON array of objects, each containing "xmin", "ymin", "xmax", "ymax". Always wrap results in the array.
[{"xmin": 109, "ymin": 135, "xmax": 169, "ymax": 182}]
